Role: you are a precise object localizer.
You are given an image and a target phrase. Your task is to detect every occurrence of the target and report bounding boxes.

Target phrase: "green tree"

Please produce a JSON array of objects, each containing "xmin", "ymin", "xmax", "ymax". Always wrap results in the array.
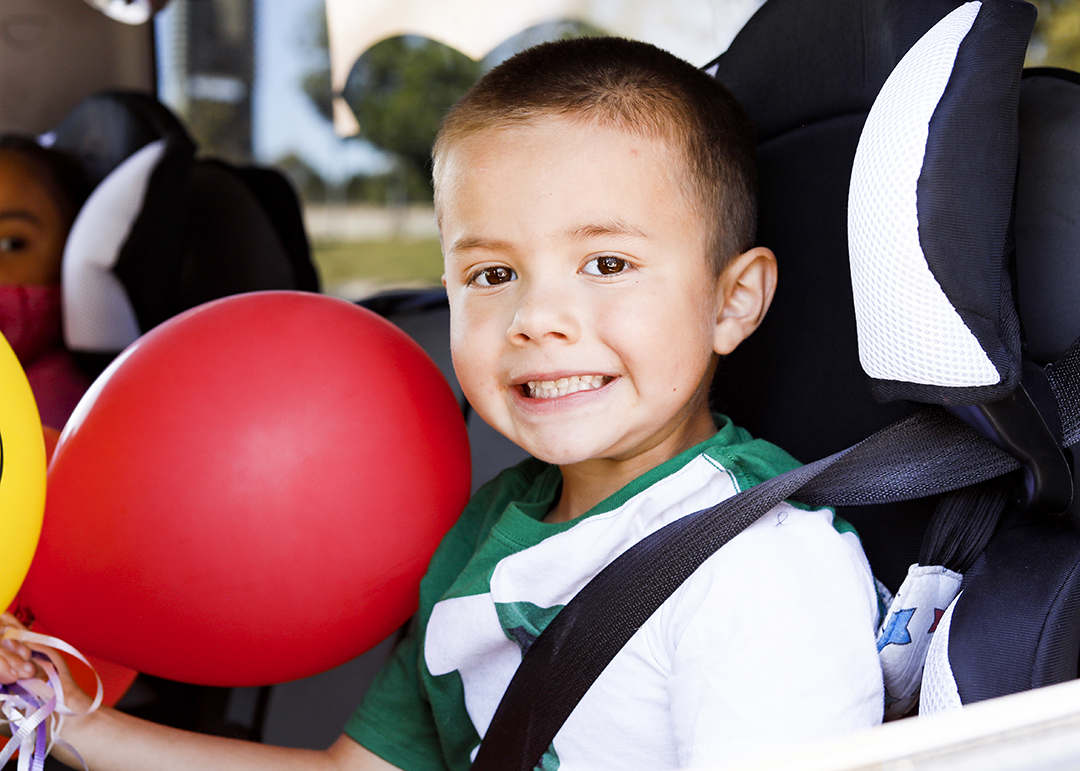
[
  {"xmin": 342, "ymin": 36, "xmax": 482, "ymax": 192},
  {"xmin": 1029, "ymin": 0, "xmax": 1080, "ymax": 71},
  {"xmin": 300, "ymin": 18, "xmax": 606, "ymax": 202}
]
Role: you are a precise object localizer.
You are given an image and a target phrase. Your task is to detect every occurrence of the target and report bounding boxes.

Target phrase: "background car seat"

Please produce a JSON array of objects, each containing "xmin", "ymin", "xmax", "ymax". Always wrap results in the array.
[{"xmin": 46, "ymin": 90, "xmax": 319, "ymax": 379}]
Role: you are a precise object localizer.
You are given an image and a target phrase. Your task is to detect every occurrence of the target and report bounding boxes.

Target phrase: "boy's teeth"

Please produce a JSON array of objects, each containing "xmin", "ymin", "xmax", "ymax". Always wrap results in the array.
[{"xmin": 526, "ymin": 375, "xmax": 607, "ymax": 399}]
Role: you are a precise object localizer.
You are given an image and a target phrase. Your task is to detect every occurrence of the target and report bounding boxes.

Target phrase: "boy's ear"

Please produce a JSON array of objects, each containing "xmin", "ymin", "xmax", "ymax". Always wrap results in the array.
[{"xmin": 713, "ymin": 246, "xmax": 777, "ymax": 355}]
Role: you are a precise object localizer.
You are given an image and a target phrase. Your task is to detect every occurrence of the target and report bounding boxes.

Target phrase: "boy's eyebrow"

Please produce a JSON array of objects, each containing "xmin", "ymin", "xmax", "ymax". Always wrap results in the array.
[
  {"xmin": 448, "ymin": 234, "xmax": 514, "ymax": 254},
  {"xmin": 561, "ymin": 220, "xmax": 650, "ymax": 242},
  {"xmin": 447, "ymin": 220, "xmax": 650, "ymax": 255}
]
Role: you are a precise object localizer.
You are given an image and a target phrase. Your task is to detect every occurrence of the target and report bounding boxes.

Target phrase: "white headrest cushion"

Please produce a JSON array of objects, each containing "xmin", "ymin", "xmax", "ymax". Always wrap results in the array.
[
  {"xmin": 62, "ymin": 139, "xmax": 167, "ymax": 352},
  {"xmin": 848, "ymin": 1, "xmax": 999, "ymax": 389}
]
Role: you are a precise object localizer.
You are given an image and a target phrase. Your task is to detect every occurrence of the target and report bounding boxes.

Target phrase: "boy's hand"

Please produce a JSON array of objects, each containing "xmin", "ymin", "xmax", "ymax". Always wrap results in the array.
[
  {"xmin": 0, "ymin": 612, "xmax": 96, "ymax": 715},
  {"xmin": 0, "ymin": 612, "xmax": 38, "ymax": 682}
]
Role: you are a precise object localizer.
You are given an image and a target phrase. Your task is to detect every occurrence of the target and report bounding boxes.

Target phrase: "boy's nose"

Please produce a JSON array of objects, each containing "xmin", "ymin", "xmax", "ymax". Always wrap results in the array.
[{"xmin": 507, "ymin": 281, "xmax": 581, "ymax": 346}]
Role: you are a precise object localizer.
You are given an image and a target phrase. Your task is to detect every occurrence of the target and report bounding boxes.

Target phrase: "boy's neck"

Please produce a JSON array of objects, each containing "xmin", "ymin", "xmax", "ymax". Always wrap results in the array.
[{"xmin": 544, "ymin": 413, "xmax": 720, "ymax": 524}]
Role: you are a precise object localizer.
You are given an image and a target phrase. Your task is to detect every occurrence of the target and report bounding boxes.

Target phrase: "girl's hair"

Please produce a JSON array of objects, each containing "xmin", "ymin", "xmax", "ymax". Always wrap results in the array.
[{"xmin": 0, "ymin": 134, "xmax": 92, "ymax": 226}]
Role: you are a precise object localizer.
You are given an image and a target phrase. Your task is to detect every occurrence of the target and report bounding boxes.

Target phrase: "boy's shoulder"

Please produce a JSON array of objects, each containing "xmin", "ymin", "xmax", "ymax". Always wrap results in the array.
[
  {"xmin": 698, "ymin": 413, "xmax": 804, "ymax": 492},
  {"xmin": 468, "ymin": 415, "xmax": 805, "ymax": 518}
]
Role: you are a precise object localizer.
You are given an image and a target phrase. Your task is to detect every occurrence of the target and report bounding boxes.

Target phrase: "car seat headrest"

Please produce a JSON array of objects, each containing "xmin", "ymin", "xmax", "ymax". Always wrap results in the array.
[
  {"xmin": 45, "ymin": 90, "xmax": 193, "ymax": 189},
  {"xmin": 1014, "ymin": 69, "xmax": 1080, "ymax": 366},
  {"xmin": 62, "ymin": 127, "xmax": 319, "ymax": 362},
  {"xmin": 62, "ymin": 138, "xmax": 173, "ymax": 353},
  {"xmin": 709, "ymin": 0, "xmax": 977, "ymax": 145},
  {"xmin": 848, "ymin": 0, "xmax": 1034, "ymax": 406}
]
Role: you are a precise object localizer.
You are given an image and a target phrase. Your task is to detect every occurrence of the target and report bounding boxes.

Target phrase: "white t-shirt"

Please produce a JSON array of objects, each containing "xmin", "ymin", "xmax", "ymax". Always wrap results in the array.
[{"xmin": 349, "ymin": 417, "xmax": 884, "ymax": 770}]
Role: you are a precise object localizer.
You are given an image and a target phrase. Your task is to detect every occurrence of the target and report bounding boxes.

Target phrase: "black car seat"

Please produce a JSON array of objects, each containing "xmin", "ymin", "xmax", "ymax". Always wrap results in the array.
[
  {"xmin": 369, "ymin": 4, "xmax": 1080, "ymax": 760},
  {"xmin": 45, "ymin": 90, "xmax": 319, "ymax": 378},
  {"xmin": 707, "ymin": 0, "xmax": 1080, "ymax": 715},
  {"xmin": 922, "ymin": 64, "xmax": 1080, "ymax": 712},
  {"xmin": 360, "ymin": 0, "xmax": 1080, "ymax": 727}
]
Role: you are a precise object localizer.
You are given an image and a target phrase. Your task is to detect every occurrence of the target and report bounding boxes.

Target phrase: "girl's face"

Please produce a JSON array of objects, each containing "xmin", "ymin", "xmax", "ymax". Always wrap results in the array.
[{"xmin": 0, "ymin": 151, "xmax": 71, "ymax": 286}]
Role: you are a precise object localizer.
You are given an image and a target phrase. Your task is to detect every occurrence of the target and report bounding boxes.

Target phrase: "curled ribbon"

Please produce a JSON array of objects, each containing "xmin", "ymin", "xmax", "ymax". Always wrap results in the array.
[{"xmin": 0, "ymin": 628, "xmax": 103, "ymax": 771}]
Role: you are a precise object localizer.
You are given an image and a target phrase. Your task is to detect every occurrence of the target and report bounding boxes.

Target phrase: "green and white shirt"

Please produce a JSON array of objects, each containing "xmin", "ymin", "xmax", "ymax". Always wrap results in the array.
[{"xmin": 346, "ymin": 416, "xmax": 883, "ymax": 770}]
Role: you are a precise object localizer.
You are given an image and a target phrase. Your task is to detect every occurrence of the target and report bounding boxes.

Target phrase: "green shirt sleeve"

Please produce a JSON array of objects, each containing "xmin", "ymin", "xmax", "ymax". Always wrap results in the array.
[
  {"xmin": 344, "ymin": 628, "xmax": 448, "ymax": 771},
  {"xmin": 342, "ymin": 458, "xmax": 548, "ymax": 770}
]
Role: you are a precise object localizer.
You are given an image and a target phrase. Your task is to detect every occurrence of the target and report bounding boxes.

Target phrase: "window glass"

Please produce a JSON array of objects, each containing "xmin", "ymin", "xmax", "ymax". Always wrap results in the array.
[
  {"xmin": 155, "ymin": 0, "xmax": 767, "ymax": 299},
  {"xmin": 155, "ymin": 0, "xmax": 1080, "ymax": 300},
  {"xmin": 1027, "ymin": 0, "xmax": 1080, "ymax": 69}
]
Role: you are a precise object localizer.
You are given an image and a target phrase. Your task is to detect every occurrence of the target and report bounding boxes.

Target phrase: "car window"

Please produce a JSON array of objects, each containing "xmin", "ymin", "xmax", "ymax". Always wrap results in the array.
[{"xmin": 154, "ymin": 0, "xmax": 1080, "ymax": 300}]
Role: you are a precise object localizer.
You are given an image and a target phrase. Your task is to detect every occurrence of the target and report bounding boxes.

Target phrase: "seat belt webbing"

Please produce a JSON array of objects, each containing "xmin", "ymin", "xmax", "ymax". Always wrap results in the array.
[{"xmin": 472, "ymin": 340, "xmax": 1080, "ymax": 771}]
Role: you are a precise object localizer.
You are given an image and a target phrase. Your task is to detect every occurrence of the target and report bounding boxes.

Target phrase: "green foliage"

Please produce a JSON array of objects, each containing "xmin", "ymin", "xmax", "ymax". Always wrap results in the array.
[
  {"xmin": 312, "ymin": 237, "xmax": 444, "ymax": 296},
  {"xmin": 342, "ymin": 37, "xmax": 482, "ymax": 191},
  {"xmin": 299, "ymin": 18, "xmax": 608, "ymax": 201},
  {"xmin": 1029, "ymin": 0, "xmax": 1080, "ymax": 71}
]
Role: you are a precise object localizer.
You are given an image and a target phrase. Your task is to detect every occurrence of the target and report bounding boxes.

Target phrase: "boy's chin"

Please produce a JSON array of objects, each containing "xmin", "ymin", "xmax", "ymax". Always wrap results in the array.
[
  {"xmin": 519, "ymin": 438, "xmax": 621, "ymax": 468},
  {"xmin": 509, "ymin": 434, "xmax": 595, "ymax": 467}
]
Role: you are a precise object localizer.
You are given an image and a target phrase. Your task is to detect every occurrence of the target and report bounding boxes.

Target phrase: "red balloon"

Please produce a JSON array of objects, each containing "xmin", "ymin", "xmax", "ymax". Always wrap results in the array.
[
  {"xmin": 30, "ymin": 620, "xmax": 137, "ymax": 708},
  {"xmin": 31, "ymin": 429, "xmax": 140, "ymax": 707},
  {"xmin": 20, "ymin": 291, "xmax": 470, "ymax": 686}
]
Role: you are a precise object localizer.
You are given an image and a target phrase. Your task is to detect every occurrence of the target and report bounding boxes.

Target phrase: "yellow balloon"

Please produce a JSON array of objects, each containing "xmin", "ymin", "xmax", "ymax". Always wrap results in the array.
[{"xmin": 0, "ymin": 331, "xmax": 46, "ymax": 612}]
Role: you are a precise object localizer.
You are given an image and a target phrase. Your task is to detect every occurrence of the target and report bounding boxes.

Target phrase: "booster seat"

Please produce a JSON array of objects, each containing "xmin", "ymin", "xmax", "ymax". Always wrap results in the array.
[
  {"xmin": 708, "ymin": 0, "xmax": 1080, "ymax": 713},
  {"xmin": 361, "ymin": 0, "xmax": 1080, "ymax": 751}
]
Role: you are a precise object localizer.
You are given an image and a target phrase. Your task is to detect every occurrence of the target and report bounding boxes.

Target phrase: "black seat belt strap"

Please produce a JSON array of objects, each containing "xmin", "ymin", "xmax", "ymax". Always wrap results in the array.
[{"xmin": 471, "ymin": 338, "xmax": 1080, "ymax": 771}]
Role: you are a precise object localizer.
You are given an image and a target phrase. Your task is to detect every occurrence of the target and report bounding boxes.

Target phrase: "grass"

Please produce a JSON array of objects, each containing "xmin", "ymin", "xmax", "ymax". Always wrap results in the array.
[{"xmin": 312, "ymin": 237, "xmax": 444, "ymax": 298}]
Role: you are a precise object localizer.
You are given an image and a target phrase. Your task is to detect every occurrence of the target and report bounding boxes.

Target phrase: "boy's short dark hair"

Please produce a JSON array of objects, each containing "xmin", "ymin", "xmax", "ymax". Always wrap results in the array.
[{"xmin": 432, "ymin": 36, "xmax": 758, "ymax": 274}]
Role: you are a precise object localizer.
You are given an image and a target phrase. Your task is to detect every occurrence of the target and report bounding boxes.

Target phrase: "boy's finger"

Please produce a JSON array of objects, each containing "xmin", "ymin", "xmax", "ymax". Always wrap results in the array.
[
  {"xmin": 5, "ymin": 660, "xmax": 36, "ymax": 679},
  {"xmin": 0, "ymin": 613, "xmax": 27, "ymax": 633},
  {"xmin": 1, "ymin": 636, "xmax": 30, "ymax": 659},
  {"xmin": 0, "ymin": 643, "xmax": 36, "ymax": 679}
]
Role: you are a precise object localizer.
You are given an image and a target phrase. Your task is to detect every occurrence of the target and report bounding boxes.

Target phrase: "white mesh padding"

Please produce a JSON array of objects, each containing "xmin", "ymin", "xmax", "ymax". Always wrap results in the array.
[
  {"xmin": 848, "ymin": 2, "xmax": 1000, "ymax": 388},
  {"xmin": 62, "ymin": 139, "xmax": 166, "ymax": 352},
  {"xmin": 919, "ymin": 592, "xmax": 963, "ymax": 714}
]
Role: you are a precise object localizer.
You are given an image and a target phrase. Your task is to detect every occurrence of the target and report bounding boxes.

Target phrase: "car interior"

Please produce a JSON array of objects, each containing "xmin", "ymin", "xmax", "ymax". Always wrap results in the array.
[{"xmin": 2, "ymin": 0, "xmax": 1080, "ymax": 765}]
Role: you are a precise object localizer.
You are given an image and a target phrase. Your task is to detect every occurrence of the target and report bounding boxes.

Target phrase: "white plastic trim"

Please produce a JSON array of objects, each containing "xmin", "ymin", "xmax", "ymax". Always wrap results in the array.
[{"xmin": 919, "ymin": 592, "xmax": 964, "ymax": 715}]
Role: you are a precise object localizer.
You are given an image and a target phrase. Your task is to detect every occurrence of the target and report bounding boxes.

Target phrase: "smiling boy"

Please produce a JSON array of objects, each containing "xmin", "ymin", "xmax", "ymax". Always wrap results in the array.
[
  {"xmin": 344, "ymin": 36, "xmax": 883, "ymax": 769},
  {"xmin": 439, "ymin": 115, "xmax": 751, "ymax": 519},
  {"xmin": 0, "ymin": 35, "xmax": 881, "ymax": 771}
]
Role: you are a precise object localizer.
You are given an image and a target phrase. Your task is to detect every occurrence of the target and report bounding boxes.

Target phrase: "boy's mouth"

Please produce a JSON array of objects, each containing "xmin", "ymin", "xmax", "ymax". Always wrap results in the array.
[{"xmin": 524, "ymin": 375, "xmax": 612, "ymax": 399}]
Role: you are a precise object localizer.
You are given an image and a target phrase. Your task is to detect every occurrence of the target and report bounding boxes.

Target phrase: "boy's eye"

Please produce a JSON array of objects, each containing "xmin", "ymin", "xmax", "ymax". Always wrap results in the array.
[
  {"xmin": 0, "ymin": 237, "xmax": 28, "ymax": 253},
  {"xmin": 583, "ymin": 255, "xmax": 630, "ymax": 276},
  {"xmin": 470, "ymin": 266, "xmax": 517, "ymax": 287}
]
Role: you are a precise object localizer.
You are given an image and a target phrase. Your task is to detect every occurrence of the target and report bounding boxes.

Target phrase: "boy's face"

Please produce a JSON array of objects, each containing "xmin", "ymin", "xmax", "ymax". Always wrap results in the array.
[{"xmin": 440, "ymin": 116, "xmax": 735, "ymax": 470}]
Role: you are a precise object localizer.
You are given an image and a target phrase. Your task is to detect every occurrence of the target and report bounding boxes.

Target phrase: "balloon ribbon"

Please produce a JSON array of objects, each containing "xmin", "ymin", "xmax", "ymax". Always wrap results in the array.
[{"xmin": 0, "ymin": 629, "xmax": 102, "ymax": 771}]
